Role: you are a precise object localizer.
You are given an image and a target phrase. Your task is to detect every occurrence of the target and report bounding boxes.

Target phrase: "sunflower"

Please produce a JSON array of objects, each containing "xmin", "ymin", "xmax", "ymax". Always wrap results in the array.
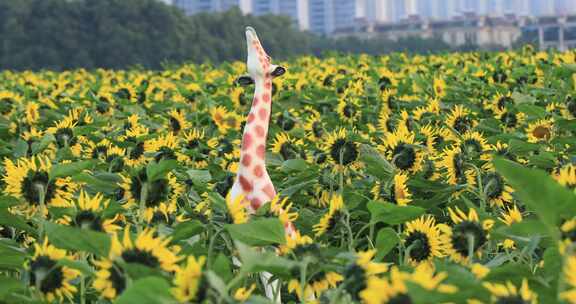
[
  {"xmin": 360, "ymin": 268, "xmax": 410, "ymax": 304},
  {"xmin": 377, "ymin": 68, "xmax": 399, "ymax": 91},
  {"xmin": 280, "ymin": 230, "xmax": 314, "ymax": 255},
  {"xmin": 445, "ymin": 105, "xmax": 476, "ymax": 134},
  {"xmin": 46, "ymin": 118, "xmax": 82, "ymax": 157},
  {"xmin": 234, "ymin": 284, "xmax": 256, "ymax": 302},
  {"xmin": 106, "ymin": 146, "xmax": 126, "ymax": 173},
  {"xmin": 210, "ymin": 106, "xmax": 230, "ymax": 134},
  {"xmin": 28, "ymin": 239, "xmax": 81, "ymax": 302},
  {"xmin": 442, "ymin": 207, "xmax": 493, "ymax": 264},
  {"xmin": 269, "ymin": 195, "xmax": 298, "ymax": 227},
  {"xmin": 433, "ymin": 77, "xmax": 447, "ymax": 98},
  {"xmin": 500, "ymin": 204, "xmax": 523, "ymax": 226},
  {"xmin": 313, "ymin": 194, "xmax": 344, "ymax": 237},
  {"xmin": 322, "ymin": 128, "xmax": 360, "ymax": 173},
  {"xmin": 172, "ymin": 256, "xmax": 206, "ymax": 302},
  {"xmin": 561, "ymin": 255, "xmax": 576, "ymax": 303},
  {"xmin": 230, "ymin": 87, "xmax": 247, "ymax": 108},
  {"xmin": 482, "ymin": 171, "xmax": 514, "ymax": 207},
  {"xmin": 226, "ymin": 193, "xmax": 249, "ymax": 224},
  {"xmin": 554, "ymin": 164, "xmax": 576, "ymax": 191},
  {"xmin": 483, "ymin": 279, "xmax": 537, "ymax": 304},
  {"xmin": 525, "ymin": 118, "xmax": 554, "ymax": 143},
  {"xmin": 144, "ymin": 132, "xmax": 179, "ymax": 162},
  {"xmin": 0, "ymin": 90, "xmax": 23, "ymax": 116},
  {"xmin": 93, "ymin": 259, "xmax": 128, "ymax": 299},
  {"xmin": 380, "ymin": 126, "xmax": 424, "ymax": 173},
  {"xmin": 494, "ymin": 108, "xmax": 526, "ymax": 131},
  {"xmin": 458, "ymin": 131, "xmax": 489, "ymax": 158},
  {"xmin": 68, "ymin": 190, "xmax": 120, "ymax": 233},
  {"xmin": 303, "ymin": 112, "xmax": 324, "ymax": 141},
  {"xmin": 337, "ymin": 96, "xmax": 361, "ymax": 124},
  {"xmin": 2, "ymin": 156, "xmax": 77, "ymax": 212},
  {"xmin": 25, "ymin": 102, "xmax": 40, "ymax": 125},
  {"xmin": 288, "ymin": 271, "xmax": 342, "ymax": 300},
  {"xmin": 271, "ymin": 132, "xmax": 305, "ymax": 161},
  {"xmin": 113, "ymin": 83, "xmax": 138, "ymax": 103},
  {"xmin": 344, "ymin": 250, "xmax": 389, "ymax": 300},
  {"xmin": 439, "ymin": 146, "xmax": 476, "ymax": 186},
  {"xmin": 109, "ymin": 226, "xmax": 181, "ymax": 272},
  {"xmin": 176, "ymin": 129, "xmax": 214, "ymax": 168},
  {"xmin": 404, "ymin": 215, "xmax": 445, "ymax": 264},
  {"xmin": 85, "ymin": 138, "xmax": 111, "ymax": 161},
  {"xmin": 490, "ymin": 92, "xmax": 514, "ymax": 112},
  {"xmin": 119, "ymin": 169, "xmax": 183, "ymax": 224},
  {"xmin": 167, "ymin": 109, "xmax": 190, "ymax": 134},
  {"xmin": 560, "ymin": 218, "xmax": 576, "ymax": 254},
  {"xmin": 413, "ymin": 98, "xmax": 441, "ymax": 123}
]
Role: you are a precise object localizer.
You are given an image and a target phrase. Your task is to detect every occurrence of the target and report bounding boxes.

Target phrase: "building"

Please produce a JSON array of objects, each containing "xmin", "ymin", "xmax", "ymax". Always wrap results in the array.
[
  {"xmin": 523, "ymin": 15, "xmax": 576, "ymax": 50},
  {"xmin": 250, "ymin": 0, "xmax": 309, "ymax": 30},
  {"xmin": 172, "ymin": 0, "xmax": 241, "ymax": 15},
  {"xmin": 308, "ymin": 0, "xmax": 356, "ymax": 35}
]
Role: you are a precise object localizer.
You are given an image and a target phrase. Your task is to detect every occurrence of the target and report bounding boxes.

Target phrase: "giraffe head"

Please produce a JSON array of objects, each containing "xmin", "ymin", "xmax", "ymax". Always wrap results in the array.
[{"xmin": 237, "ymin": 27, "xmax": 285, "ymax": 85}]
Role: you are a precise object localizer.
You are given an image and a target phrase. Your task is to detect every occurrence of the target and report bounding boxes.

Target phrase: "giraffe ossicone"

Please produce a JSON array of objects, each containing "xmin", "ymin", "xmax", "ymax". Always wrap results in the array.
[{"xmin": 229, "ymin": 26, "xmax": 286, "ymax": 213}]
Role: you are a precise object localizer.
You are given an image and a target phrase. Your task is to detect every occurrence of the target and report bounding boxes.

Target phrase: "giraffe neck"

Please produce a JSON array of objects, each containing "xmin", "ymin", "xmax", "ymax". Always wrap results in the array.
[{"xmin": 237, "ymin": 75, "xmax": 273, "ymax": 194}]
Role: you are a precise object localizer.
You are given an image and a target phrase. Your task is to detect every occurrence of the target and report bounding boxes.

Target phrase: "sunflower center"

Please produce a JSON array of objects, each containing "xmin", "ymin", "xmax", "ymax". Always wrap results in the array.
[
  {"xmin": 129, "ymin": 142, "xmax": 145, "ymax": 160},
  {"xmin": 532, "ymin": 126, "xmax": 551, "ymax": 140},
  {"xmin": 0, "ymin": 97, "xmax": 14, "ymax": 114},
  {"xmin": 405, "ymin": 231, "xmax": 432, "ymax": 262},
  {"xmin": 330, "ymin": 139, "xmax": 358, "ymax": 166},
  {"xmin": 451, "ymin": 152, "xmax": 466, "ymax": 183},
  {"xmin": 276, "ymin": 114, "xmax": 295, "ymax": 131},
  {"xmin": 462, "ymin": 139, "xmax": 483, "ymax": 156},
  {"xmin": 218, "ymin": 139, "xmax": 234, "ymax": 156},
  {"xmin": 92, "ymin": 146, "xmax": 108, "ymax": 160},
  {"xmin": 74, "ymin": 211, "xmax": 104, "ymax": 231},
  {"xmin": 388, "ymin": 294, "xmax": 413, "ymax": 304},
  {"xmin": 500, "ymin": 112, "xmax": 518, "ymax": 128},
  {"xmin": 495, "ymin": 295, "xmax": 528, "ymax": 304},
  {"xmin": 30, "ymin": 256, "xmax": 64, "ymax": 294},
  {"xmin": 169, "ymin": 117, "xmax": 181, "ymax": 133},
  {"xmin": 379, "ymin": 76, "xmax": 392, "ymax": 91},
  {"xmin": 154, "ymin": 147, "xmax": 177, "ymax": 162},
  {"xmin": 55, "ymin": 128, "xmax": 75, "ymax": 148},
  {"xmin": 483, "ymin": 173, "xmax": 504, "ymax": 200},
  {"xmin": 497, "ymin": 96, "xmax": 513, "ymax": 110},
  {"xmin": 122, "ymin": 249, "xmax": 160, "ymax": 268},
  {"xmin": 280, "ymin": 143, "xmax": 300, "ymax": 160},
  {"xmin": 562, "ymin": 228, "xmax": 576, "ymax": 242},
  {"xmin": 115, "ymin": 88, "xmax": 131, "ymax": 100},
  {"xmin": 392, "ymin": 143, "xmax": 416, "ymax": 170},
  {"xmin": 187, "ymin": 139, "xmax": 200, "ymax": 150},
  {"xmin": 453, "ymin": 117, "xmax": 472, "ymax": 134},
  {"xmin": 567, "ymin": 100, "xmax": 576, "ymax": 117},
  {"xmin": 109, "ymin": 263, "xmax": 127, "ymax": 295},
  {"xmin": 130, "ymin": 171, "xmax": 170, "ymax": 207},
  {"xmin": 21, "ymin": 171, "xmax": 56, "ymax": 205},
  {"xmin": 312, "ymin": 121, "xmax": 323, "ymax": 138},
  {"xmin": 343, "ymin": 263, "xmax": 367, "ymax": 299},
  {"xmin": 215, "ymin": 175, "xmax": 234, "ymax": 197},
  {"xmin": 343, "ymin": 104, "xmax": 356, "ymax": 118},
  {"xmin": 96, "ymin": 102, "xmax": 110, "ymax": 114},
  {"xmin": 451, "ymin": 221, "xmax": 487, "ymax": 257}
]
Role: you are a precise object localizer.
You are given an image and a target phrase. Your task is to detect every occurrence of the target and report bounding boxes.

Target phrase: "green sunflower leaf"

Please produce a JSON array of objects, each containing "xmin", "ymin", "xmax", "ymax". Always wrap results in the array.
[
  {"xmin": 280, "ymin": 159, "xmax": 308, "ymax": 173},
  {"xmin": 0, "ymin": 208, "xmax": 36, "ymax": 236},
  {"xmin": 374, "ymin": 227, "xmax": 399, "ymax": 261},
  {"xmin": 186, "ymin": 169, "xmax": 212, "ymax": 184},
  {"xmin": 170, "ymin": 220, "xmax": 204, "ymax": 243},
  {"xmin": 0, "ymin": 240, "xmax": 28, "ymax": 270},
  {"xmin": 235, "ymin": 241, "xmax": 297, "ymax": 277},
  {"xmin": 493, "ymin": 158, "xmax": 576, "ymax": 238},
  {"xmin": 146, "ymin": 159, "xmax": 178, "ymax": 182},
  {"xmin": 43, "ymin": 222, "xmax": 110, "ymax": 256},
  {"xmin": 225, "ymin": 218, "xmax": 286, "ymax": 246},
  {"xmin": 0, "ymin": 276, "xmax": 24, "ymax": 301},
  {"xmin": 367, "ymin": 201, "xmax": 425, "ymax": 225},
  {"xmin": 360, "ymin": 144, "xmax": 394, "ymax": 181},
  {"xmin": 115, "ymin": 277, "xmax": 175, "ymax": 304},
  {"xmin": 49, "ymin": 160, "xmax": 96, "ymax": 179}
]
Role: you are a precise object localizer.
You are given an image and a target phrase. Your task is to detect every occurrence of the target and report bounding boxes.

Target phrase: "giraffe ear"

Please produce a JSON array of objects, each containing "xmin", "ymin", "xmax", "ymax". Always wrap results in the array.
[
  {"xmin": 270, "ymin": 65, "xmax": 286, "ymax": 78},
  {"xmin": 235, "ymin": 75, "xmax": 254, "ymax": 86}
]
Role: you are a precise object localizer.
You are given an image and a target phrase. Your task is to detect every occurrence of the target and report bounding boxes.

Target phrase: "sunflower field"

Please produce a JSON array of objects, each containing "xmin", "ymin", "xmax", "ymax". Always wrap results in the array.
[{"xmin": 1, "ymin": 46, "xmax": 576, "ymax": 304}]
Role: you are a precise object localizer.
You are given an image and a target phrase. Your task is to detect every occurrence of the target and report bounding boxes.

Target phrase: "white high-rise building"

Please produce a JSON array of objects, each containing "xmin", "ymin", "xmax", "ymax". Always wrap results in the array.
[{"xmin": 308, "ymin": 0, "xmax": 355, "ymax": 34}]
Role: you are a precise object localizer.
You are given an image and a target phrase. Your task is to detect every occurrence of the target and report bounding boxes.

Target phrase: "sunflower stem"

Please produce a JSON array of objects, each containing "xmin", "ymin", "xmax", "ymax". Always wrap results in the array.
[
  {"xmin": 299, "ymin": 257, "xmax": 310, "ymax": 304},
  {"xmin": 467, "ymin": 233, "xmax": 475, "ymax": 262},
  {"xmin": 403, "ymin": 239, "xmax": 421, "ymax": 265},
  {"xmin": 34, "ymin": 183, "xmax": 46, "ymax": 239},
  {"xmin": 138, "ymin": 182, "xmax": 148, "ymax": 231}
]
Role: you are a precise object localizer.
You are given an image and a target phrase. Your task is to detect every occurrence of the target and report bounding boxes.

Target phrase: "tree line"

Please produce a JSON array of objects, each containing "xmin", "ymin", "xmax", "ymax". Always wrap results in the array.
[{"xmin": 0, "ymin": 0, "xmax": 452, "ymax": 71}]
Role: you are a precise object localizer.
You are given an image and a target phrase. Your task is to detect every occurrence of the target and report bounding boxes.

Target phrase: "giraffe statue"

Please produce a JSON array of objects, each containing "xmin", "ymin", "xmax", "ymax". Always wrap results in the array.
[
  {"xmin": 230, "ymin": 26, "xmax": 287, "ymax": 303},
  {"xmin": 230, "ymin": 26, "xmax": 285, "ymax": 214}
]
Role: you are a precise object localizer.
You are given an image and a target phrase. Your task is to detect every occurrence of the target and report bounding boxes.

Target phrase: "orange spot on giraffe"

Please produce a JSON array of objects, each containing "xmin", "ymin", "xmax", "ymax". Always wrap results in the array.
[
  {"xmin": 254, "ymin": 125, "xmax": 265, "ymax": 137},
  {"xmin": 241, "ymin": 154, "xmax": 252, "ymax": 167},
  {"xmin": 250, "ymin": 197, "xmax": 262, "ymax": 210},
  {"xmin": 262, "ymin": 183, "xmax": 275, "ymax": 199},
  {"xmin": 247, "ymin": 113, "xmax": 255, "ymax": 123},
  {"xmin": 252, "ymin": 96, "xmax": 259, "ymax": 107},
  {"xmin": 256, "ymin": 144, "xmax": 265, "ymax": 159},
  {"xmin": 264, "ymin": 81, "xmax": 272, "ymax": 90},
  {"xmin": 262, "ymin": 93, "xmax": 271, "ymax": 103},
  {"xmin": 258, "ymin": 107, "xmax": 268, "ymax": 121},
  {"xmin": 242, "ymin": 133, "xmax": 253, "ymax": 150},
  {"xmin": 239, "ymin": 175, "xmax": 252, "ymax": 192},
  {"xmin": 253, "ymin": 165, "xmax": 263, "ymax": 177}
]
